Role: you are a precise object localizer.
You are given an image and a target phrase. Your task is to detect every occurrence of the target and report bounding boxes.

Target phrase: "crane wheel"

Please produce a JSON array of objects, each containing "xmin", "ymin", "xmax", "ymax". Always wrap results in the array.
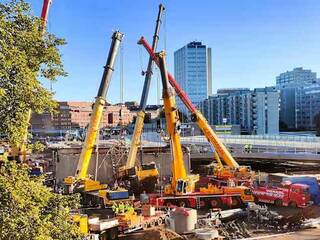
[
  {"xmin": 209, "ymin": 198, "xmax": 222, "ymax": 208},
  {"xmin": 101, "ymin": 227, "xmax": 118, "ymax": 240},
  {"xmin": 157, "ymin": 217, "xmax": 164, "ymax": 226},
  {"xmin": 164, "ymin": 200, "xmax": 173, "ymax": 209},
  {"xmin": 142, "ymin": 222, "xmax": 149, "ymax": 230},
  {"xmin": 178, "ymin": 200, "xmax": 188, "ymax": 208},
  {"xmin": 149, "ymin": 220, "xmax": 156, "ymax": 228},
  {"xmin": 199, "ymin": 200, "xmax": 206, "ymax": 208},
  {"xmin": 289, "ymin": 201, "xmax": 297, "ymax": 208},
  {"xmin": 274, "ymin": 199, "xmax": 283, "ymax": 207},
  {"xmin": 231, "ymin": 197, "xmax": 240, "ymax": 207}
]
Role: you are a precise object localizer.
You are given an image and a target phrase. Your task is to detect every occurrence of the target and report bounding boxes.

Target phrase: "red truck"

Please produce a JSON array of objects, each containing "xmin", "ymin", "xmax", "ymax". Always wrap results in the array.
[{"xmin": 252, "ymin": 181, "xmax": 312, "ymax": 208}]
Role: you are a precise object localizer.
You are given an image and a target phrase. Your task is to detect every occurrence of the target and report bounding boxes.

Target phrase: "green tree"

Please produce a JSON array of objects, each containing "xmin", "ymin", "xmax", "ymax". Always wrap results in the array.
[
  {"xmin": 0, "ymin": 88, "xmax": 4, "ymax": 98},
  {"xmin": 0, "ymin": 0, "xmax": 66, "ymax": 145},
  {"xmin": 0, "ymin": 160, "xmax": 82, "ymax": 239}
]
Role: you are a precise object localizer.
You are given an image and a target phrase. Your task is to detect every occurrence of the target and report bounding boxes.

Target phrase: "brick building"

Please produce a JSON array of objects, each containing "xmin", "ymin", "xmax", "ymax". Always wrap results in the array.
[
  {"xmin": 126, "ymin": 103, "xmax": 162, "ymax": 121},
  {"xmin": 31, "ymin": 101, "xmax": 134, "ymax": 132}
]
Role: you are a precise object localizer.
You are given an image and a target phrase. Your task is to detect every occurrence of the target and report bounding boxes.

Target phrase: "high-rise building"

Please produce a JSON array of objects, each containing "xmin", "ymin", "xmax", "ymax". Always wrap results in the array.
[
  {"xmin": 276, "ymin": 67, "xmax": 319, "ymax": 129},
  {"xmin": 199, "ymin": 87, "xmax": 279, "ymax": 134},
  {"xmin": 295, "ymin": 84, "xmax": 320, "ymax": 130},
  {"xmin": 174, "ymin": 41, "xmax": 212, "ymax": 114},
  {"xmin": 276, "ymin": 67, "xmax": 317, "ymax": 87},
  {"xmin": 207, "ymin": 48, "xmax": 212, "ymax": 96}
]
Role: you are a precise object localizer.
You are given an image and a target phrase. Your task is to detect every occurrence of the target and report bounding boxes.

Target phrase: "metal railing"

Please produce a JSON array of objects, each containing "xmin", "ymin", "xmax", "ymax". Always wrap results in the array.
[{"xmin": 181, "ymin": 134, "xmax": 320, "ymax": 152}]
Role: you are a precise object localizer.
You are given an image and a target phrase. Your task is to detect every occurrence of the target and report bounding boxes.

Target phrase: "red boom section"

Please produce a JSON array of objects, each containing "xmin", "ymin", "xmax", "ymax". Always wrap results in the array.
[
  {"xmin": 40, "ymin": 0, "xmax": 52, "ymax": 31},
  {"xmin": 138, "ymin": 37, "xmax": 197, "ymax": 113},
  {"xmin": 138, "ymin": 36, "xmax": 242, "ymax": 169}
]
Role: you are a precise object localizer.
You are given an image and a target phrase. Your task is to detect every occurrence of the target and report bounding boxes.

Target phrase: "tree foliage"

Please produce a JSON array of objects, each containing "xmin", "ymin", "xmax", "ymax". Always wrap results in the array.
[
  {"xmin": 0, "ymin": 0, "xmax": 66, "ymax": 145},
  {"xmin": 0, "ymin": 160, "xmax": 82, "ymax": 239},
  {"xmin": 29, "ymin": 140, "xmax": 46, "ymax": 153}
]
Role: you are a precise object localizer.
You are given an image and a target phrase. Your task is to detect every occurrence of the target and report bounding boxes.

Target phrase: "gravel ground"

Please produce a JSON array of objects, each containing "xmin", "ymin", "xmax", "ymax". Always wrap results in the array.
[{"xmin": 119, "ymin": 205, "xmax": 320, "ymax": 240}]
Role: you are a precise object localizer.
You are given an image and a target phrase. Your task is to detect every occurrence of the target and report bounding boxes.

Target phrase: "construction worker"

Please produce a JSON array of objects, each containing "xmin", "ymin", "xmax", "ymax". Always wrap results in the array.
[
  {"xmin": 112, "ymin": 203, "xmax": 119, "ymax": 214},
  {"xmin": 126, "ymin": 204, "xmax": 135, "ymax": 214},
  {"xmin": 248, "ymin": 144, "xmax": 252, "ymax": 153},
  {"xmin": 118, "ymin": 202, "xmax": 125, "ymax": 213},
  {"xmin": 244, "ymin": 144, "xmax": 251, "ymax": 153}
]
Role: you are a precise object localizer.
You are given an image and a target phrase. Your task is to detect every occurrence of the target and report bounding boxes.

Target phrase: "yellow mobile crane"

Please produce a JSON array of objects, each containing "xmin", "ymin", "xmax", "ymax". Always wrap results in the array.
[
  {"xmin": 64, "ymin": 31, "xmax": 124, "ymax": 193},
  {"xmin": 158, "ymin": 51, "xmax": 200, "ymax": 195},
  {"xmin": 152, "ymin": 51, "xmax": 253, "ymax": 209},
  {"xmin": 138, "ymin": 38, "xmax": 254, "ymax": 184},
  {"xmin": 116, "ymin": 4, "xmax": 165, "ymax": 193}
]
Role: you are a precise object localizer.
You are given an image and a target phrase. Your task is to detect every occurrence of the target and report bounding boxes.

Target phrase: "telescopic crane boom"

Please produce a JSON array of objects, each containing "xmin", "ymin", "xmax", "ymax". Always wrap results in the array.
[
  {"xmin": 40, "ymin": 0, "xmax": 52, "ymax": 33},
  {"xmin": 117, "ymin": 4, "xmax": 165, "ymax": 192},
  {"xmin": 138, "ymin": 38, "xmax": 253, "ymax": 180},
  {"xmin": 157, "ymin": 51, "xmax": 199, "ymax": 195},
  {"xmin": 148, "ymin": 51, "xmax": 254, "ymax": 208},
  {"xmin": 64, "ymin": 31, "xmax": 124, "ymax": 192}
]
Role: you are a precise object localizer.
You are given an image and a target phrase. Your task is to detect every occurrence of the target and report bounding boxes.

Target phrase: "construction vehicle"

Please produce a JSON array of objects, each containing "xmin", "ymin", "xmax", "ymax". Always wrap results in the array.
[
  {"xmin": 72, "ymin": 214, "xmax": 119, "ymax": 240},
  {"xmin": 147, "ymin": 51, "xmax": 253, "ymax": 209},
  {"xmin": 64, "ymin": 31, "xmax": 124, "ymax": 195},
  {"xmin": 252, "ymin": 181, "xmax": 312, "ymax": 208},
  {"xmin": 98, "ymin": 188, "xmax": 133, "ymax": 207},
  {"xmin": 116, "ymin": 4, "xmax": 165, "ymax": 194},
  {"xmin": 138, "ymin": 37, "xmax": 254, "ymax": 184},
  {"xmin": 157, "ymin": 51, "xmax": 199, "ymax": 196},
  {"xmin": 117, "ymin": 207, "xmax": 166, "ymax": 233},
  {"xmin": 73, "ymin": 205, "xmax": 166, "ymax": 238}
]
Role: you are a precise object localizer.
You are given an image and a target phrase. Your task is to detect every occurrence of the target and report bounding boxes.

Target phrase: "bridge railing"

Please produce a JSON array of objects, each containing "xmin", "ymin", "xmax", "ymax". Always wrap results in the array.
[
  {"xmin": 181, "ymin": 134, "xmax": 320, "ymax": 153},
  {"xmin": 220, "ymin": 134, "xmax": 320, "ymax": 143}
]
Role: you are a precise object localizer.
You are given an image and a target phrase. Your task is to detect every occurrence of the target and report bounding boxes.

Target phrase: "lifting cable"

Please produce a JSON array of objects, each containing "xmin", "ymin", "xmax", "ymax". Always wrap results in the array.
[
  {"xmin": 119, "ymin": 44, "xmax": 125, "ymax": 138},
  {"xmin": 138, "ymin": 45, "xmax": 145, "ymax": 76},
  {"xmin": 156, "ymin": 67, "xmax": 161, "ymax": 105},
  {"xmin": 163, "ymin": 10, "xmax": 167, "ymax": 52},
  {"xmin": 120, "ymin": 45, "xmax": 124, "ymax": 105}
]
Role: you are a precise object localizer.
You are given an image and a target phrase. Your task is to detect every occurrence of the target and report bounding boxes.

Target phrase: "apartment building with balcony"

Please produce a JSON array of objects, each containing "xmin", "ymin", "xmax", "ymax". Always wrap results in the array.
[
  {"xmin": 276, "ymin": 67, "xmax": 320, "ymax": 129},
  {"xmin": 199, "ymin": 87, "xmax": 279, "ymax": 134}
]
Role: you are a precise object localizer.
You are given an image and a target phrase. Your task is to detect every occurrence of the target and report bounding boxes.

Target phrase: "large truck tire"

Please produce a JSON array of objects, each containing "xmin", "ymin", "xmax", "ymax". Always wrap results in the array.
[{"xmin": 101, "ymin": 227, "xmax": 118, "ymax": 240}]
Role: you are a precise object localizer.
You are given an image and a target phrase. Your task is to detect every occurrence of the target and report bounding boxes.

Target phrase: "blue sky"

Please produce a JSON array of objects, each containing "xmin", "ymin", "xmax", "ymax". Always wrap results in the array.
[{"xmin": 26, "ymin": 0, "xmax": 320, "ymax": 104}]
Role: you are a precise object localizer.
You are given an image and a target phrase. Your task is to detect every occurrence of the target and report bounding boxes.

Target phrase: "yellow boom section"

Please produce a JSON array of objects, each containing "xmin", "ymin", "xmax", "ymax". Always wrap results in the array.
[
  {"xmin": 75, "ymin": 97, "xmax": 105, "ymax": 179},
  {"xmin": 158, "ymin": 51, "xmax": 199, "ymax": 195},
  {"xmin": 194, "ymin": 111, "xmax": 240, "ymax": 168},
  {"xmin": 125, "ymin": 111, "xmax": 145, "ymax": 169},
  {"xmin": 121, "ymin": 4, "xmax": 165, "ymax": 173},
  {"xmin": 163, "ymin": 88, "xmax": 187, "ymax": 185},
  {"xmin": 72, "ymin": 31, "xmax": 124, "ymax": 182}
]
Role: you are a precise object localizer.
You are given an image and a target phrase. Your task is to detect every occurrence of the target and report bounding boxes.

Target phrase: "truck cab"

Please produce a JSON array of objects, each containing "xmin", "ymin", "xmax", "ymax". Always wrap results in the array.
[
  {"xmin": 282, "ymin": 182, "xmax": 311, "ymax": 207},
  {"xmin": 283, "ymin": 176, "xmax": 320, "ymax": 205}
]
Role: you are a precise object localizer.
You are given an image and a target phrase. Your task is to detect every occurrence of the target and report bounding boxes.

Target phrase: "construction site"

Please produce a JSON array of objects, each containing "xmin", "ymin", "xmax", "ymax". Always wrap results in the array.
[{"xmin": 1, "ymin": 1, "xmax": 320, "ymax": 240}]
